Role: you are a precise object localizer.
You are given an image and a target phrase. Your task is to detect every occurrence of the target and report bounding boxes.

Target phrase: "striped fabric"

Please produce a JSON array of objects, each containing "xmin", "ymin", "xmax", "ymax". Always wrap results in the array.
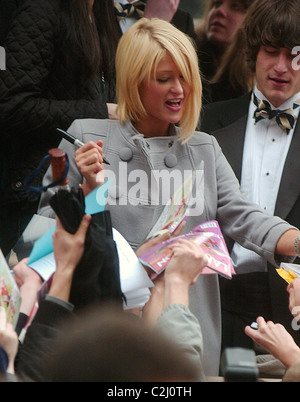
[
  {"xmin": 114, "ymin": 1, "xmax": 147, "ymax": 21},
  {"xmin": 252, "ymin": 92, "xmax": 300, "ymax": 134}
]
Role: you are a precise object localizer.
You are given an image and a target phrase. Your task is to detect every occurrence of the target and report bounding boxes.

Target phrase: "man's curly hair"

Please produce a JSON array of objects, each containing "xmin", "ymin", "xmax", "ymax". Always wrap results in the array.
[{"xmin": 244, "ymin": 0, "xmax": 300, "ymax": 72}]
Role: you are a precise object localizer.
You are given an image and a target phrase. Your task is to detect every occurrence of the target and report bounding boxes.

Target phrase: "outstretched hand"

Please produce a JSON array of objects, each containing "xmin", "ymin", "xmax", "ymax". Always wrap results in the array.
[
  {"xmin": 52, "ymin": 214, "xmax": 91, "ymax": 274},
  {"xmin": 49, "ymin": 214, "xmax": 91, "ymax": 301},
  {"xmin": 142, "ymin": 236, "xmax": 208, "ymax": 326},
  {"xmin": 165, "ymin": 239, "xmax": 208, "ymax": 286},
  {"xmin": 245, "ymin": 316, "xmax": 300, "ymax": 369},
  {"xmin": 287, "ymin": 278, "xmax": 300, "ymax": 321},
  {"xmin": 136, "ymin": 220, "xmax": 186, "ymax": 258},
  {"xmin": 13, "ymin": 258, "xmax": 43, "ymax": 316}
]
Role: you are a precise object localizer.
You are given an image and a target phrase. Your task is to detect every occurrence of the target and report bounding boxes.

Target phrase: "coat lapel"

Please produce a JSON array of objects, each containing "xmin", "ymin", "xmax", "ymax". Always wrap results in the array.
[
  {"xmin": 213, "ymin": 117, "xmax": 247, "ymax": 180},
  {"xmin": 210, "ymin": 93, "xmax": 251, "ymax": 180},
  {"xmin": 275, "ymin": 120, "xmax": 300, "ymax": 219}
]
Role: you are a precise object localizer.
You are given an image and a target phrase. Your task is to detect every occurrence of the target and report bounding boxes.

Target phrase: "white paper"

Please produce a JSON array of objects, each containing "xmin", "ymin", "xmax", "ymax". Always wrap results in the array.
[{"xmin": 28, "ymin": 228, "xmax": 153, "ymax": 310}]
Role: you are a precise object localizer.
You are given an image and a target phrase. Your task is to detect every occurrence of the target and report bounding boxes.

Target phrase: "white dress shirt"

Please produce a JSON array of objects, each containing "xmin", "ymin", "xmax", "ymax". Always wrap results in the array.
[{"xmin": 231, "ymin": 86, "xmax": 300, "ymax": 273}]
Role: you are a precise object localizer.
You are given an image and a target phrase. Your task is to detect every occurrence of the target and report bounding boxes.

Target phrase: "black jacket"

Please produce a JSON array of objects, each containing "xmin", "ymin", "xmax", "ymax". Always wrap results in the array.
[
  {"xmin": 0, "ymin": 0, "xmax": 196, "ymax": 207},
  {"xmin": 16, "ymin": 299, "xmax": 75, "ymax": 381},
  {"xmin": 0, "ymin": 0, "xmax": 110, "ymax": 206}
]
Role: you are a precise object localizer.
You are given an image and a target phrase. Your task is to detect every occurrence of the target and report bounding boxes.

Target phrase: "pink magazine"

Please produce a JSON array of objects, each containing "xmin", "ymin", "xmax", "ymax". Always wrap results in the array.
[{"xmin": 139, "ymin": 220, "xmax": 235, "ymax": 279}]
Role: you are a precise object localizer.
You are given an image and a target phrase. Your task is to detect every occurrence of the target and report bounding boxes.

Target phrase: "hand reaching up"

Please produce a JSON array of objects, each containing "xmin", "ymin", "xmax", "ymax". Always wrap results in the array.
[{"xmin": 49, "ymin": 214, "xmax": 91, "ymax": 301}]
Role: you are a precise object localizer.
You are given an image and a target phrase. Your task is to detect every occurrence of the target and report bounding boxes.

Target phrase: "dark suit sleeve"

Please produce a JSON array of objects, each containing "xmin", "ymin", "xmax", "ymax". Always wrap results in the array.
[
  {"xmin": 171, "ymin": 9, "xmax": 196, "ymax": 40},
  {"xmin": 199, "ymin": 103, "xmax": 221, "ymax": 134}
]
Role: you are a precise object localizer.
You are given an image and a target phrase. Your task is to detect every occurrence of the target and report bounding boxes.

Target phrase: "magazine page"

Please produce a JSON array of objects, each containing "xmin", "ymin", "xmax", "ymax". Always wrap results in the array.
[
  {"xmin": 193, "ymin": 220, "xmax": 235, "ymax": 277},
  {"xmin": 139, "ymin": 220, "xmax": 235, "ymax": 279},
  {"xmin": 139, "ymin": 231, "xmax": 214, "ymax": 275},
  {"xmin": 27, "ymin": 230, "xmax": 153, "ymax": 310},
  {"xmin": 0, "ymin": 249, "xmax": 22, "ymax": 328},
  {"xmin": 146, "ymin": 162, "xmax": 204, "ymax": 239}
]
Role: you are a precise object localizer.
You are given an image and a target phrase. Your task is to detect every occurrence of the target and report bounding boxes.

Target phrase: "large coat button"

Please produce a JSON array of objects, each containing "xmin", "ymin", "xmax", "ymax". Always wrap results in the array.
[
  {"xmin": 119, "ymin": 147, "xmax": 133, "ymax": 161},
  {"xmin": 164, "ymin": 154, "xmax": 177, "ymax": 168},
  {"xmin": 12, "ymin": 180, "xmax": 23, "ymax": 191}
]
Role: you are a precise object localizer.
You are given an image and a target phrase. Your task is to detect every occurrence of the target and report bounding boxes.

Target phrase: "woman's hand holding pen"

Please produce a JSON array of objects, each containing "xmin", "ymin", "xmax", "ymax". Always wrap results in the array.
[{"xmin": 75, "ymin": 140, "xmax": 105, "ymax": 196}]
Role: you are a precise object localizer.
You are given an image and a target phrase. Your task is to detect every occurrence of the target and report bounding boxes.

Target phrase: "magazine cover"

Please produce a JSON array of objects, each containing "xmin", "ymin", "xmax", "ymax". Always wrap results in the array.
[
  {"xmin": 139, "ymin": 220, "xmax": 235, "ymax": 279},
  {"xmin": 0, "ymin": 250, "xmax": 22, "ymax": 328}
]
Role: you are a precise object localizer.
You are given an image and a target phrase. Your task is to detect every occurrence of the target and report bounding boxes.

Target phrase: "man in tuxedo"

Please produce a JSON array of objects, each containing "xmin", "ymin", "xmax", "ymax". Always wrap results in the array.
[
  {"xmin": 200, "ymin": 0, "xmax": 300, "ymax": 354},
  {"xmin": 115, "ymin": 0, "xmax": 196, "ymax": 40}
]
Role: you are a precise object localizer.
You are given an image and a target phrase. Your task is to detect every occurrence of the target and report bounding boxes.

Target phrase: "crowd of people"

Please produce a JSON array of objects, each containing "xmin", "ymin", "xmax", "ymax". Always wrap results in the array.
[{"xmin": 1, "ymin": 0, "xmax": 300, "ymax": 382}]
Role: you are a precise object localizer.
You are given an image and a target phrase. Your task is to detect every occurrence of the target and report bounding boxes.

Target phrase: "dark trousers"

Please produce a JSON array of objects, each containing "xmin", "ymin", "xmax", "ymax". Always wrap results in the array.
[{"xmin": 220, "ymin": 272, "xmax": 273, "ymax": 353}]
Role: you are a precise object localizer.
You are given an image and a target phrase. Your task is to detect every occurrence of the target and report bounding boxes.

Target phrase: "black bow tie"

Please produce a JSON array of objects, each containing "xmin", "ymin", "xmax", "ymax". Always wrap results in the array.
[
  {"xmin": 252, "ymin": 92, "xmax": 300, "ymax": 134},
  {"xmin": 114, "ymin": 1, "xmax": 147, "ymax": 21}
]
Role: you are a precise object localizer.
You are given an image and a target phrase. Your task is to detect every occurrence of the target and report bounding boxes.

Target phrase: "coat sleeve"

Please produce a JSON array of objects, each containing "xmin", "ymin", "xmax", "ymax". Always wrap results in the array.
[
  {"xmin": 16, "ymin": 299, "xmax": 74, "ymax": 381},
  {"xmin": 0, "ymin": 0, "xmax": 108, "ymax": 136},
  {"xmin": 155, "ymin": 304, "xmax": 206, "ymax": 381}
]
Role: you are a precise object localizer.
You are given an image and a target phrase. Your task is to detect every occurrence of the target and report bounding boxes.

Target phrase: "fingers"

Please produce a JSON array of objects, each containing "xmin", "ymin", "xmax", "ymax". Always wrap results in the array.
[
  {"xmin": 256, "ymin": 316, "xmax": 267, "ymax": 327},
  {"xmin": 149, "ymin": 231, "xmax": 171, "ymax": 246},
  {"xmin": 169, "ymin": 238, "xmax": 206, "ymax": 260},
  {"xmin": 245, "ymin": 316, "xmax": 273, "ymax": 337},
  {"xmin": 55, "ymin": 215, "xmax": 63, "ymax": 230},
  {"xmin": 135, "ymin": 231, "xmax": 171, "ymax": 257},
  {"xmin": 287, "ymin": 278, "xmax": 300, "ymax": 294},
  {"xmin": 171, "ymin": 220, "xmax": 186, "ymax": 238},
  {"xmin": 54, "ymin": 214, "xmax": 91, "ymax": 242},
  {"xmin": 75, "ymin": 140, "xmax": 105, "ymax": 166},
  {"xmin": 96, "ymin": 139, "xmax": 104, "ymax": 148},
  {"xmin": 77, "ymin": 214, "xmax": 92, "ymax": 237}
]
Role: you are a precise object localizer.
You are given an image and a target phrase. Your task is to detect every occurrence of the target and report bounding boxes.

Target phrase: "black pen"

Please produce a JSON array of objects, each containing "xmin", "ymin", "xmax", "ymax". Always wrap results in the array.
[{"xmin": 56, "ymin": 128, "xmax": 110, "ymax": 165}]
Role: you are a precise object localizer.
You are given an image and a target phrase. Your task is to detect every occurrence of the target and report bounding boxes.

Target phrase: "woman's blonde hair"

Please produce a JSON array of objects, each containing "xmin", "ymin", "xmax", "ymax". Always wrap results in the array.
[{"xmin": 116, "ymin": 18, "xmax": 202, "ymax": 142}]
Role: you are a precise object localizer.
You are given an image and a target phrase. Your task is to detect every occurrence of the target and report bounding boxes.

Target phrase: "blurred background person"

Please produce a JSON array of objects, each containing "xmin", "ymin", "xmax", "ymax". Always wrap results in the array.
[
  {"xmin": 0, "ymin": 0, "xmax": 24, "ymax": 45},
  {"xmin": 195, "ymin": 0, "xmax": 255, "ymax": 85},
  {"xmin": 0, "ymin": 0, "xmax": 120, "ymax": 258},
  {"xmin": 205, "ymin": 20, "xmax": 255, "ymax": 104}
]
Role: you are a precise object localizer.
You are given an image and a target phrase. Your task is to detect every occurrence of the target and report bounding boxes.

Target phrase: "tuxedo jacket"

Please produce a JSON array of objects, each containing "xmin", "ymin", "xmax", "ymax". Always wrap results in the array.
[
  {"xmin": 168, "ymin": 8, "xmax": 196, "ymax": 40},
  {"xmin": 200, "ymin": 92, "xmax": 300, "ymax": 339}
]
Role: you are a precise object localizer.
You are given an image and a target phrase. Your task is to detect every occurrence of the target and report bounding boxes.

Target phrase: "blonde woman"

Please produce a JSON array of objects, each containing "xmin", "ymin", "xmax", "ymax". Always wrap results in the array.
[{"xmin": 39, "ymin": 18, "xmax": 300, "ymax": 376}]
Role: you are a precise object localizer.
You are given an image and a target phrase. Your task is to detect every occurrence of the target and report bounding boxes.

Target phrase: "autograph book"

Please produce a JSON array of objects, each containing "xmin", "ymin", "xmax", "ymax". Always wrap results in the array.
[
  {"xmin": 139, "ymin": 220, "xmax": 235, "ymax": 279},
  {"xmin": 0, "ymin": 249, "xmax": 22, "ymax": 328},
  {"xmin": 146, "ymin": 162, "xmax": 204, "ymax": 239}
]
